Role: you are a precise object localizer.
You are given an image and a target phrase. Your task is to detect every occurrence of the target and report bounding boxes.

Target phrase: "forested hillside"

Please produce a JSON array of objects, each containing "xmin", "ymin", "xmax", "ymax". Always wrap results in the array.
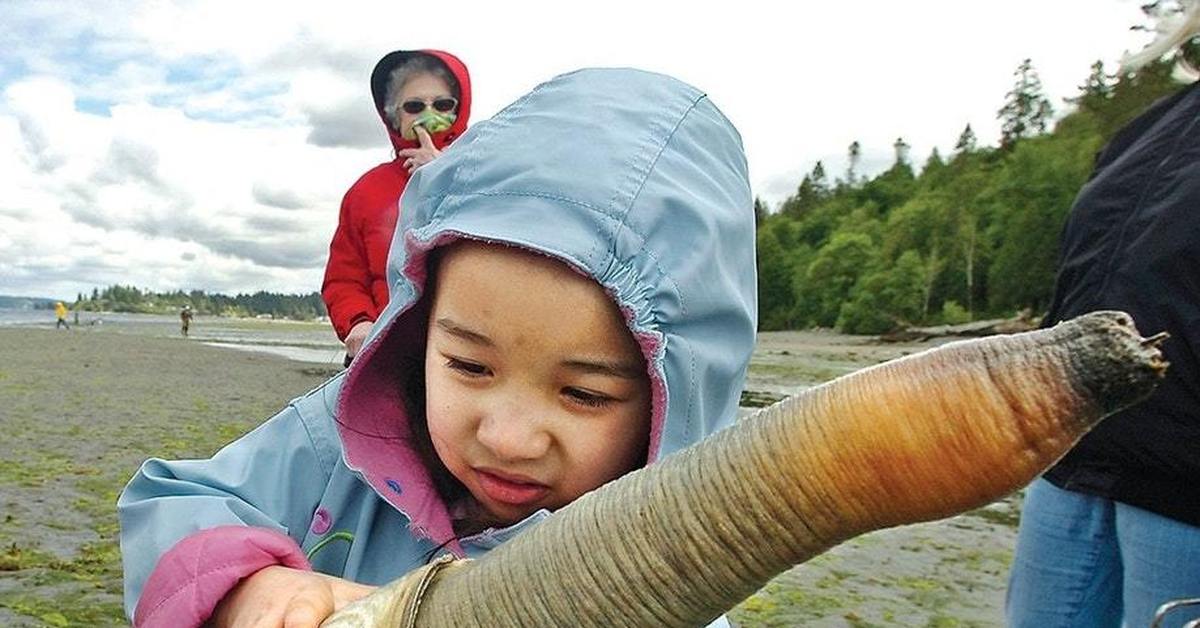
[
  {"xmin": 71, "ymin": 285, "xmax": 326, "ymax": 320},
  {"xmin": 757, "ymin": 56, "xmax": 1191, "ymax": 333}
]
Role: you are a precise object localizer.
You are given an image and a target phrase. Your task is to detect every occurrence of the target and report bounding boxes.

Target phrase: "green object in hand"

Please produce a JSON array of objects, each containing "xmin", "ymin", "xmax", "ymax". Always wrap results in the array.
[{"xmin": 403, "ymin": 110, "xmax": 457, "ymax": 140}]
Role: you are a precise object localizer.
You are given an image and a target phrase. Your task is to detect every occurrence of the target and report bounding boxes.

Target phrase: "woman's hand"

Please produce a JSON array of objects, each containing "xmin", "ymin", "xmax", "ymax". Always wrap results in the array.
[
  {"xmin": 210, "ymin": 565, "xmax": 375, "ymax": 628},
  {"xmin": 397, "ymin": 126, "xmax": 442, "ymax": 173},
  {"xmin": 344, "ymin": 320, "xmax": 373, "ymax": 361}
]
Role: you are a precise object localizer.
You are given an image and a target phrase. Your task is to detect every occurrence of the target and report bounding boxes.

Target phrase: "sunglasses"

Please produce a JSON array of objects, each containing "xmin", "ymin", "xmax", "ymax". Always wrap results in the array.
[{"xmin": 400, "ymin": 97, "xmax": 458, "ymax": 115}]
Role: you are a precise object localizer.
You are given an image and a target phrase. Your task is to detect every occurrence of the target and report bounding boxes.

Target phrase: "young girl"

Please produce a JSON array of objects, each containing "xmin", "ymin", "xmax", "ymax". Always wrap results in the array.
[{"xmin": 118, "ymin": 67, "xmax": 756, "ymax": 627}]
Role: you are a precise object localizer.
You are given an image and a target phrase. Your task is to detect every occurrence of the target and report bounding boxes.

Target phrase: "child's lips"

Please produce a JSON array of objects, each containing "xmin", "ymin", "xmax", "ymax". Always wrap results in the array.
[{"xmin": 474, "ymin": 468, "xmax": 550, "ymax": 507}]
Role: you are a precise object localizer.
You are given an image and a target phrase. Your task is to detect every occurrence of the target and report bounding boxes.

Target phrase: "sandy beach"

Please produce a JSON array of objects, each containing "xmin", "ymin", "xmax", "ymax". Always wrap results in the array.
[
  {"xmin": 0, "ymin": 328, "xmax": 339, "ymax": 626},
  {"xmin": 0, "ymin": 323, "xmax": 1017, "ymax": 627}
]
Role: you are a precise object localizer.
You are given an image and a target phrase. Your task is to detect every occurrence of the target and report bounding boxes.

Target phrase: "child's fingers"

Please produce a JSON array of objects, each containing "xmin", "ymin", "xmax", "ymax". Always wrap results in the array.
[{"xmin": 281, "ymin": 587, "xmax": 334, "ymax": 628}]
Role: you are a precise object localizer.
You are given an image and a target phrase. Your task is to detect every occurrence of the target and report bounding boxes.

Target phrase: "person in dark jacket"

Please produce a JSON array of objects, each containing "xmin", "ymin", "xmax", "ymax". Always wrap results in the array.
[
  {"xmin": 1006, "ymin": 13, "xmax": 1200, "ymax": 627},
  {"xmin": 180, "ymin": 305, "xmax": 193, "ymax": 337},
  {"xmin": 322, "ymin": 50, "xmax": 471, "ymax": 365}
]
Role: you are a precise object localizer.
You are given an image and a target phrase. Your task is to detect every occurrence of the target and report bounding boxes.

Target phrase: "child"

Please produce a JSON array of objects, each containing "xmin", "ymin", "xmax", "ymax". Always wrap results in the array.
[{"xmin": 118, "ymin": 67, "xmax": 756, "ymax": 627}]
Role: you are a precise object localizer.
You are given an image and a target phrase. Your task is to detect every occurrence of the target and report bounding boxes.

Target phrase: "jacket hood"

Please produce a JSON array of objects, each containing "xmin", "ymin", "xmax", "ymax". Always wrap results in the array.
[
  {"xmin": 370, "ymin": 49, "xmax": 472, "ymax": 154},
  {"xmin": 337, "ymin": 67, "xmax": 756, "ymax": 547}
]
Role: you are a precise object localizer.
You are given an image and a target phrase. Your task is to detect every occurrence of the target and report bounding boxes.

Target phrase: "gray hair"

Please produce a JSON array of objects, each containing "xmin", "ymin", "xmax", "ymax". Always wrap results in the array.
[
  {"xmin": 1121, "ymin": 0, "xmax": 1200, "ymax": 81},
  {"xmin": 384, "ymin": 55, "xmax": 461, "ymax": 129}
]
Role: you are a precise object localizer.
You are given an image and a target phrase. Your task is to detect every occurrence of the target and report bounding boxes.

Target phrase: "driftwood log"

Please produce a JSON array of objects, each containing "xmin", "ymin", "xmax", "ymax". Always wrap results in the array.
[
  {"xmin": 324, "ymin": 310, "xmax": 1166, "ymax": 627},
  {"xmin": 877, "ymin": 309, "xmax": 1039, "ymax": 343}
]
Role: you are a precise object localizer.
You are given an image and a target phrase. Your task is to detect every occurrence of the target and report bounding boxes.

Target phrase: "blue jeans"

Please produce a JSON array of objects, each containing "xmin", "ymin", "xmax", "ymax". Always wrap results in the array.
[{"xmin": 1007, "ymin": 478, "xmax": 1200, "ymax": 628}]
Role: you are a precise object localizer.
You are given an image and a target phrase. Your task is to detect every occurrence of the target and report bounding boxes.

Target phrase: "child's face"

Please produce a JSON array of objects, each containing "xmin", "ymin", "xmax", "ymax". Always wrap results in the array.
[{"xmin": 424, "ymin": 242, "xmax": 651, "ymax": 527}]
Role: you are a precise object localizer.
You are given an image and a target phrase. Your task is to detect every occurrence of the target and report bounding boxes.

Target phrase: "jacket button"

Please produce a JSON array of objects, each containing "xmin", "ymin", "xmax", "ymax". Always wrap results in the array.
[{"xmin": 310, "ymin": 508, "xmax": 332, "ymax": 535}]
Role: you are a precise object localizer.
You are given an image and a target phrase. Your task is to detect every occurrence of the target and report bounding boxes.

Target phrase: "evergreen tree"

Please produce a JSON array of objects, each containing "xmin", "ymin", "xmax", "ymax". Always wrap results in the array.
[
  {"xmin": 862, "ymin": 158, "xmax": 916, "ymax": 214},
  {"xmin": 74, "ymin": 285, "xmax": 327, "ymax": 319},
  {"xmin": 1099, "ymin": 57, "xmax": 1184, "ymax": 139},
  {"xmin": 844, "ymin": 140, "xmax": 862, "ymax": 186},
  {"xmin": 998, "ymin": 59, "xmax": 1054, "ymax": 150},
  {"xmin": 804, "ymin": 231, "xmax": 875, "ymax": 327},
  {"xmin": 893, "ymin": 137, "xmax": 911, "ymax": 165},
  {"xmin": 954, "ymin": 124, "xmax": 977, "ymax": 154},
  {"xmin": 810, "ymin": 161, "xmax": 829, "ymax": 194},
  {"xmin": 780, "ymin": 176, "xmax": 815, "ymax": 219},
  {"xmin": 1067, "ymin": 60, "xmax": 1112, "ymax": 114},
  {"xmin": 754, "ymin": 197, "xmax": 768, "ymax": 226},
  {"xmin": 757, "ymin": 219, "xmax": 814, "ymax": 329},
  {"xmin": 838, "ymin": 249, "xmax": 930, "ymax": 334},
  {"xmin": 780, "ymin": 162, "xmax": 831, "ymax": 219},
  {"xmin": 921, "ymin": 148, "xmax": 948, "ymax": 187},
  {"xmin": 986, "ymin": 134, "xmax": 1099, "ymax": 312}
]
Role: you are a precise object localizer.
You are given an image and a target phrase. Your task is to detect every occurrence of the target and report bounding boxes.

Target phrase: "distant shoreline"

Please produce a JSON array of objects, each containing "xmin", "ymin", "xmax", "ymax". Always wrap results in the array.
[{"xmin": 0, "ymin": 307, "xmax": 344, "ymax": 365}]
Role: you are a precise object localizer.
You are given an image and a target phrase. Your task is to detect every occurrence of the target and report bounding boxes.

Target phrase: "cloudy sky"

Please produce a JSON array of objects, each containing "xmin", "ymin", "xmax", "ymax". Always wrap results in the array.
[{"xmin": 0, "ymin": 1, "xmax": 1157, "ymax": 301}]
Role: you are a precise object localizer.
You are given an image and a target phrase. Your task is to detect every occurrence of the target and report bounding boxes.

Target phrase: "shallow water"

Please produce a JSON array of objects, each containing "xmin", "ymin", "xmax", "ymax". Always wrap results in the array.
[
  {"xmin": 0, "ymin": 308, "xmax": 345, "ymax": 365},
  {"xmin": 201, "ymin": 341, "xmax": 345, "ymax": 365}
]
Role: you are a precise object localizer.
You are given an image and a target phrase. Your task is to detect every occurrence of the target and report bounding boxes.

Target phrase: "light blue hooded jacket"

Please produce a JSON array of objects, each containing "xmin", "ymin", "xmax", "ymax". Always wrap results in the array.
[{"xmin": 118, "ymin": 67, "xmax": 756, "ymax": 627}]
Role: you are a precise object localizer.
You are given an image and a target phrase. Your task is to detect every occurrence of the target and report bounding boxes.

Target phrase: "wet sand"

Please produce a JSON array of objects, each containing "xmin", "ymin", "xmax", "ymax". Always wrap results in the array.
[
  {"xmin": 0, "ymin": 328, "xmax": 339, "ymax": 626},
  {"xmin": 0, "ymin": 326, "xmax": 1016, "ymax": 626}
]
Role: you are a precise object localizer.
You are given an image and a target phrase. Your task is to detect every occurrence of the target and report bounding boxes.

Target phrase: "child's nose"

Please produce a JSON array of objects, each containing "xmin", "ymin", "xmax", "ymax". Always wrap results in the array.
[{"xmin": 476, "ymin": 406, "xmax": 552, "ymax": 462}]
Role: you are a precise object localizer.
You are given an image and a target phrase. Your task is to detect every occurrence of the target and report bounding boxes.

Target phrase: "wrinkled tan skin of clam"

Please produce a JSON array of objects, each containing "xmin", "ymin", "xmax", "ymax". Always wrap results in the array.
[{"xmin": 324, "ymin": 310, "xmax": 1167, "ymax": 628}]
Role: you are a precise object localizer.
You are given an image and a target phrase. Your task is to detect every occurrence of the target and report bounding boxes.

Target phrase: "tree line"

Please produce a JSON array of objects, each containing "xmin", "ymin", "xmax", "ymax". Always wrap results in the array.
[
  {"xmin": 756, "ymin": 54, "xmax": 1191, "ymax": 334},
  {"xmin": 72, "ymin": 285, "xmax": 327, "ymax": 321}
]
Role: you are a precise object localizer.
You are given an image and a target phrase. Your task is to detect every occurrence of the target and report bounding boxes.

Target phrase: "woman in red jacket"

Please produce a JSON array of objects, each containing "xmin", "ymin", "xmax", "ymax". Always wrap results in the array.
[{"xmin": 322, "ymin": 49, "xmax": 471, "ymax": 363}]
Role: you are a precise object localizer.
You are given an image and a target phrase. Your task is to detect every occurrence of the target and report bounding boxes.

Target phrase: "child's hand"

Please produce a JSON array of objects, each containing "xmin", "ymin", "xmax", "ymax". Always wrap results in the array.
[{"xmin": 210, "ymin": 565, "xmax": 375, "ymax": 628}]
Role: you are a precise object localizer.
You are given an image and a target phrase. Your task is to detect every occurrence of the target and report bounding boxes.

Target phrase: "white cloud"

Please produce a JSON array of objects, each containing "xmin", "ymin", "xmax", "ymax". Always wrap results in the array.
[
  {"xmin": 7, "ymin": 78, "xmax": 83, "ymax": 172},
  {"xmin": 0, "ymin": 0, "xmax": 1162, "ymax": 300},
  {"xmin": 0, "ymin": 70, "xmax": 372, "ymax": 298}
]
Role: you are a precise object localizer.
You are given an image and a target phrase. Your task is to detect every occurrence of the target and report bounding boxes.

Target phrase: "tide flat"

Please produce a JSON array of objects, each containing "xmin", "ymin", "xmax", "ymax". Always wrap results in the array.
[{"xmin": 0, "ymin": 326, "xmax": 1013, "ymax": 627}]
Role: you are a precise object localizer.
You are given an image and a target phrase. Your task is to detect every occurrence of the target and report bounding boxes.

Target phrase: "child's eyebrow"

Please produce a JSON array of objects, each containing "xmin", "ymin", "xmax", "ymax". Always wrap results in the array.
[
  {"xmin": 434, "ymin": 318, "xmax": 493, "ymax": 346},
  {"xmin": 561, "ymin": 359, "xmax": 644, "ymax": 380},
  {"xmin": 436, "ymin": 317, "xmax": 641, "ymax": 378}
]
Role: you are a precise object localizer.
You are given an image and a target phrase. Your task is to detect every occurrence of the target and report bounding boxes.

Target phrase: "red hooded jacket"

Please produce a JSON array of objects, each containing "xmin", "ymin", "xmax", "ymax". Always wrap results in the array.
[{"xmin": 321, "ymin": 50, "xmax": 471, "ymax": 340}]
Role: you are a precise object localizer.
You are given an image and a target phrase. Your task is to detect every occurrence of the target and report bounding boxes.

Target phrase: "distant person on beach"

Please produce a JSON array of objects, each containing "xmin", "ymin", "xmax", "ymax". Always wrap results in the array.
[
  {"xmin": 322, "ymin": 49, "xmax": 471, "ymax": 367},
  {"xmin": 54, "ymin": 301, "xmax": 70, "ymax": 330},
  {"xmin": 118, "ymin": 69, "xmax": 754, "ymax": 628},
  {"xmin": 180, "ymin": 305, "xmax": 193, "ymax": 337},
  {"xmin": 1006, "ymin": 11, "xmax": 1200, "ymax": 628}
]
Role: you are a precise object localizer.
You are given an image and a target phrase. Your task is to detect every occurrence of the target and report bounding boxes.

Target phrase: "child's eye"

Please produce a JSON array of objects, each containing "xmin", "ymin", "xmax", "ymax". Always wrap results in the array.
[
  {"xmin": 563, "ymin": 387, "xmax": 613, "ymax": 408},
  {"xmin": 445, "ymin": 357, "xmax": 490, "ymax": 377}
]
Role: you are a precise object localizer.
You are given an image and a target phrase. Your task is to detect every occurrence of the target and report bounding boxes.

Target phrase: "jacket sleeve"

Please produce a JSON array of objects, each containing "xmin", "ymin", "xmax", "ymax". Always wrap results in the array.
[
  {"xmin": 322, "ymin": 184, "xmax": 378, "ymax": 340},
  {"xmin": 117, "ymin": 402, "xmax": 334, "ymax": 626}
]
